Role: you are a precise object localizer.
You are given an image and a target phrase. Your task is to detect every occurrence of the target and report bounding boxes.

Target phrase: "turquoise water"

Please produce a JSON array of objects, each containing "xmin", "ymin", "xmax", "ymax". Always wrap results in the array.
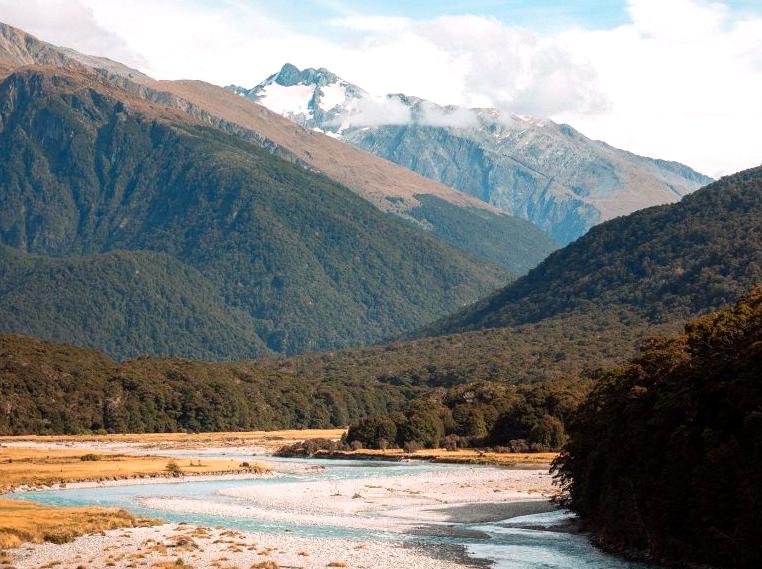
[{"xmin": 11, "ymin": 457, "xmax": 658, "ymax": 568}]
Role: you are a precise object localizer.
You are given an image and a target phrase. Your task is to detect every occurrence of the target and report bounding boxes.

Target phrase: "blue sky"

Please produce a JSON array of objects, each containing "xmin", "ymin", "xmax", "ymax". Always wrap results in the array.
[{"xmin": 262, "ymin": 0, "xmax": 760, "ymax": 32}]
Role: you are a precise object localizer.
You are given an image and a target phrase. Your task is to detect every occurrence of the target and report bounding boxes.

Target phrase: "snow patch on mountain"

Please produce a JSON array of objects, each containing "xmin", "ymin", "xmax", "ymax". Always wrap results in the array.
[{"xmin": 257, "ymin": 82, "xmax": 314, "ymax": 119}]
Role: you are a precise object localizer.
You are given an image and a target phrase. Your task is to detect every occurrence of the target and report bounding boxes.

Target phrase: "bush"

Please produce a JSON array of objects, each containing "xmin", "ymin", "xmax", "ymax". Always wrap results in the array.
[
  {"xmin": 443, "ymin": 434, "xmax": 460, "ymax": 451},
  {"xmin": 403, "ymin": 441, "xmax": 422, "ymax": 453},
  {"xmin": 275, "ymin": 438, "xmax": 339, "ymax": 457},
  {"xmin": 165, "ymin": 460, "xmax": 183, "ymax": 477},
  {"xmin": 345, "ymin": 416, "xmax": 397, "ymax": 449},
  {"xmin": 79, "ymin": 453, "xmax": 102, "ymax": 461}
]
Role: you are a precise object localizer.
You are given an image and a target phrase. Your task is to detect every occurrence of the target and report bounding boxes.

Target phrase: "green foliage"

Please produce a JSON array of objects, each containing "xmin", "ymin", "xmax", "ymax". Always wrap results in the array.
[
  {"xmin": 553, "ymin": 287, "xmax": 762, "ymax": 568},
  {"xmin": 402, "ymin": 166, "xmax": 762, "ymax": 384},
  {"xmin": 0, "ymin": 245, "xmax": 268, "ymax": 360},
  {"xmin": 0, "ymin": 334, "xmax": 411, "ymax": 435},
  {"xmin": 0, "ymin": 68, "xmax": 509, "ymax": 358},
  {"xmin": 408, "ymin": 194, "xmax": 557, "ymax": 275},
  {"xmin": 344, "ymin": 416, "xmax": 398, "ymax": 450},
  {"xmin": 429, "ymin": 166, "xmax": 762, "ymax": 336},
  {"xmin": 345, "ymin": 378, "xmax": 591, "ymax": 451}
]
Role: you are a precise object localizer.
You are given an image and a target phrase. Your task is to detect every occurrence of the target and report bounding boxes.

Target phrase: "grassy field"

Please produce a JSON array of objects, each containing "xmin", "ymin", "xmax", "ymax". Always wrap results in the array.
[
  {"xmin": 0, "ymin": 446, "xmax": 269, "ymax": 493},
  {"xmin": 0, "ymin": 428, "xmax": 346, "ymax": 453},
  {"xmin": 0, "ymin": 498, "xmax": 145, "ymax": 550}
]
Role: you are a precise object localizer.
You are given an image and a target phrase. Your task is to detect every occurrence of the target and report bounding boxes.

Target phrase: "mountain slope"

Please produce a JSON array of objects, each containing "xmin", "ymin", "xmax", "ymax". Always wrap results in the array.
[
  {"xmin": 0, "ymin": 246, "xmax": 268, "ymax": 359},
  {"xmin": 0, "ymin": 65, "xmax": 509, "ymax": 357},
  {"xmin": 0, "ymin": 23, "xmax": 555, "ymax": 275},
  {"xmin": 234, "ymin": 64, "xmax": 712, "ymax": 243},
  {"xmin": 426, "ymin": 166, "xmax": 762, "ymax": 336},
  {"xmin": 554, "ymin": 287, "xmax": 762, "ymax": 568}
]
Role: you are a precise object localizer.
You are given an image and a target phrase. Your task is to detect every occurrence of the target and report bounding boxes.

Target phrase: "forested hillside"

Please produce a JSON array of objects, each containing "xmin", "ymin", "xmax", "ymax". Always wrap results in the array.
[
  {"xmin": 0, "ymin": 246, "xmax": 267, "ymax": 359},
  {"xmin": 554, "ymin": 286, "xmax": 762, "ymax": 569},
  {"xmin": 0, "ymin": 22, "xmax": 557, "ymax": 277},
  {"xmin": 0, "ymin": 67, "xmax": 509, "ymax": 358},
  {"xmin": 425, "ymin": 166, "xmax": 762, "ymax": 341},
  {"xmin": 0, "ymin": 334, "xmax": 410, "ymax": 434}
]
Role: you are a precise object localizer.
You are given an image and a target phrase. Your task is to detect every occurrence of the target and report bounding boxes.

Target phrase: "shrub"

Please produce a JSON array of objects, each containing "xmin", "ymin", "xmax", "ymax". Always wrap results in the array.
[
  {"xmin": 79, "ymin": 454, "xmax": 102, "ymax": 461},
  {"xmin": 165, "ymin": 460, "xmax": 183, "ymax": 477}
]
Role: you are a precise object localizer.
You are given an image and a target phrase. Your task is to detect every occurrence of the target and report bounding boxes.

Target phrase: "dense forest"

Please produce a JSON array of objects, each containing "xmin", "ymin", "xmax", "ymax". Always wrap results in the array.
[
  {"xmin": 0, "ymin": 334, "xmax": 411, "ymax": 435},
  {"xmin": 553, "ymin": 286, "xmax": 762, "ymax": 569},
  {"xmin": 0, "ymin": 67, "xmax": 508, "ymax": 358},
  {"xmin": 343, "ymin": 377, "xmax": 590, "ymax": 451},
  {"xmin": 0, "ymin": 333, "xmax": 591, "ymax": 438},
  {"xmin": 425, "ymin": 166, "xmax": 762, "ymax": 336},
  {"xmin": 0, "ymin": 245, "xmax": 268, "ymax": 360}
]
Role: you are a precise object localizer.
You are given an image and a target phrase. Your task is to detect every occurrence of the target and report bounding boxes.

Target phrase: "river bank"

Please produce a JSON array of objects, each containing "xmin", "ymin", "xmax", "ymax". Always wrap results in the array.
[{"xmin": 1, "ymin": 432, "xmax": 598, "ymax": 569}]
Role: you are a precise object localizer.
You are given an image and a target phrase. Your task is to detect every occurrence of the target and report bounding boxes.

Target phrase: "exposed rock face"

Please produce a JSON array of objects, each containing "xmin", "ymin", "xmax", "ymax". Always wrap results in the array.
[{"xmin": 234, "ymin": 64, "xmax": 713, "ymax": 243}]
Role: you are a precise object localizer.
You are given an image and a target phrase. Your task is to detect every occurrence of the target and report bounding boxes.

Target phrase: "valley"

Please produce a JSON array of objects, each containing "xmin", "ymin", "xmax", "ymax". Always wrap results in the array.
[
  {"xmin": 0, "ymin": 6, "xmax": 759, "ymax": 569},
  {"xmin": 1, "ymin": 434, "xmax": 654, "ymax": 569}
]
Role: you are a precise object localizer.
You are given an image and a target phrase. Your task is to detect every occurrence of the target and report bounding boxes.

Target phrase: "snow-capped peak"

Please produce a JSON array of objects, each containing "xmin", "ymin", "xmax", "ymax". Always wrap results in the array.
[{"xmin": 228, "ymin": 64, "xmax": 367, "ymax": 131}]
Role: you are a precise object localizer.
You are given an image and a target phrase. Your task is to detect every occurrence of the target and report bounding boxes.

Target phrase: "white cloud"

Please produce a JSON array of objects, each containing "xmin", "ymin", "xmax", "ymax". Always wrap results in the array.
[
  {"xmin": 0, "ymin": 0, "xmax": 145, "ymax": 68},
  {"xmin": 418, "ymin": 102, "xmax": 480, "ymax": 129},
  {"xmin": 553, "ymin": 0, "xmax": 762, "ymax": 177},
  {"xmin": 0, "ymin": 0, "xmax": 760, "ymax": 175},
  {"xmin": 331, "ymin": 95, "xmax": 411, "ymax": 128}
]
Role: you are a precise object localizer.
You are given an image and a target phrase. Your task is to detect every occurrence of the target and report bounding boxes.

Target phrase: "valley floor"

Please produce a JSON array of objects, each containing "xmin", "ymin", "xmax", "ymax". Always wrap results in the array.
[{"xmin": 0, "ymin": 431, "xmax": 559, "ymax": 569}]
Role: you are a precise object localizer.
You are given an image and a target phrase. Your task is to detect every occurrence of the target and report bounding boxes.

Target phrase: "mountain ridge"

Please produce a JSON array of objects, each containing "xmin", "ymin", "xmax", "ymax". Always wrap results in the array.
[
  {"xmin": 233, "ymin": 63, "xmax": 713, "ymax": 243},
  {"xmin": 0, "ymin": 62, "xmax": 510, "ymax": 358},
  {"xmin": 0, "ymin": 22, "xmax": 555, "ymax": 274}
]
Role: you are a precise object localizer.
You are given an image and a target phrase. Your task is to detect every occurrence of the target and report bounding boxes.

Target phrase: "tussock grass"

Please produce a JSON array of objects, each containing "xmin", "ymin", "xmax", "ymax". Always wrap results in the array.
[
  {"xmin": 0, "ymin": 447, "xmax": 269, "ymax": 492},
  {"xmin": 0, "ymin": 498, "xmax": 138, "ymax": 548}
]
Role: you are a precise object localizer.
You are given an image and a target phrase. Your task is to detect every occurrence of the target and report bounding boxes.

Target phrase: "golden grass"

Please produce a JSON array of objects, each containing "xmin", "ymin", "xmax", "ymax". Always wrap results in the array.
[
  {"xmin": 0, "ymin": 428, "xmax": 346, "ymax": 452},
  {"xmin": 329, "ymin": 448, "xmax": 557, "ymax": 466},
  {"xmin": 0, "ymin": 446, "xmax": 269, "ymax": 492},
  {"xmin": 0, "ymin": 498, "xmax": 139, "ymax": 549}
]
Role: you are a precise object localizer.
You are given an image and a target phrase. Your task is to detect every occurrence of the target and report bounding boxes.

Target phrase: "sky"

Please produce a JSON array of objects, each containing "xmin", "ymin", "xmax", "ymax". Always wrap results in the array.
[{"xmin": 1, "ymin": 0, "xmax": 761, "ymax": 177}]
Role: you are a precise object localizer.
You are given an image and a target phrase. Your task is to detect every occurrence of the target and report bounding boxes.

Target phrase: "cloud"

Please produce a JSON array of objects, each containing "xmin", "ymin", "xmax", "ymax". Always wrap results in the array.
[
  {"xmin": 0, "ymin": 0, "xmax": 760, "ymax": 175},
  {"xmin": 331, "ymin": 95, "xmax": 411, "ymax": 128},
  {"xmin": 553, "ymin": 0, "xmax": 762, "ymax": 177},
  {"xmin": 0, "ymin": 0, "xmax": 146, "ymax": 68},
  {"xmin": 417, "ymin": 102, "xmax": 480, "ymax": 129},
  {"xmin": 330, "ymin": 14, "xmax": 608, "ymax": 117}
]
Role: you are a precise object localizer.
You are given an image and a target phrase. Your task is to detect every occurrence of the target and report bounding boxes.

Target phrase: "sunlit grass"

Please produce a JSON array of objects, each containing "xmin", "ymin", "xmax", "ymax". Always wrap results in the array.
[
  {"xmin": 0, "ymin": 446, "xmax": 269, "ymax": 492},
  {"xmin": 0, "ymin": 498, "xmax": 140, "ymax": 548}
]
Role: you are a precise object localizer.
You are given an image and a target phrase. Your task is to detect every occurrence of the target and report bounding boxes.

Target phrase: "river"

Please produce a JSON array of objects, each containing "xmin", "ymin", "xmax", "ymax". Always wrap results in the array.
[{"xmin": 11, "ymin": 455, "xmax": 658, "ymax": 568}]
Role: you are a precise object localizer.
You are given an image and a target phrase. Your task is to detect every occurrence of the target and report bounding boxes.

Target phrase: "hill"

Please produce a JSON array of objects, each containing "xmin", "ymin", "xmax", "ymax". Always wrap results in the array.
[
  {"xmin": 426, "ymin": 166, "xmax": 762, "ymax": 340},
  {"xmin": 0, "ymin": 22, "xmax": 556, "ymax": 276},
  {"xmin": 554, "ymin": 286, "xmax": 762, "ymax": 569},
  {"xmin": 0, "ymin": 245, "xmax": 267, "ymax": 360},
  {"xmin": 233, "ymin": 63, "xmax": 712, "ymax": 243},
  {"xmin": 0, "ymin": 65, "xmax": 508, "ymax": 357}
]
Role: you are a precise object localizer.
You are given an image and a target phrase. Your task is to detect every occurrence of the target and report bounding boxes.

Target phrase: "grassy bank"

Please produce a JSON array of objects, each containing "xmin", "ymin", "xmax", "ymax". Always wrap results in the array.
[
  {"xmin": 0, "ymin": 498, "xmax": 145, "ymax": 550},
  {"xmin": 297, "ymin": 448, "xmax": 557, "ymax": 466},
  {"xmin": 0, "ymin": 428, "xmax": 346, "ymax": 453},
  {"xmin": 0, "ymin": 446, "xmax": 269, "ymax": 493}
]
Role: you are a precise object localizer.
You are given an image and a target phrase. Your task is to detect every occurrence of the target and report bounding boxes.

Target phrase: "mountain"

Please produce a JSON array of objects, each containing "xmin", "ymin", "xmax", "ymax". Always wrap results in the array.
[
  {"xmin": 0, "ymin": 245, "xmax": 268, "ymax": 360},
  {"xmin": 0, "ymin": 61, "xmax": 512, "ymax": 358},
  {"xmin": 554, "ymin": 287, "xmax": 762, "ymax": 569},
  {"xmin": 427, "ymin": 166, "xmax": 762, "ymax": 337},
  {"xmin": 232, "ymin": 64, "xmax": 712, "ymax": 243},
  {"xmin": 0, "ymin": 23, "xmax": 555, "ymax": 276}
]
